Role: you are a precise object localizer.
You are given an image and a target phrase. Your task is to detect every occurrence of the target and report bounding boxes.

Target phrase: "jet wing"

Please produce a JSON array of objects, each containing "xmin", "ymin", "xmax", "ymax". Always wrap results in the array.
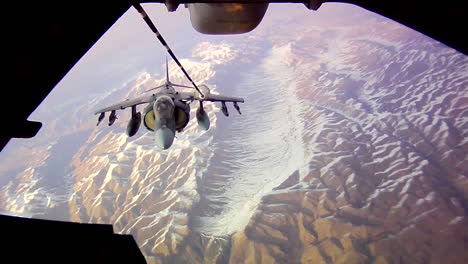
[
  {"xmin": 203, "ymin": 94, "xmax": 244, "ymax": 103},
  {"xmin": 177, "ymin": 90, "xmax": 244, "ymax": 103},
  {"xmin": 94, "ymin": 95, "xmax": 154, "ymax": 115},
  {"xmin": 175, "ymin": 91, "xmax": 196, "ymax": 101}
]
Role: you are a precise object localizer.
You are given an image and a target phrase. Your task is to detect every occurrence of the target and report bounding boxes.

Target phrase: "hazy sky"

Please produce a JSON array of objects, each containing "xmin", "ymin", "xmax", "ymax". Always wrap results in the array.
[
  {"xmin": 30, "ymin": 3, "xmax": 365, "ymax": 121},
  {"xmin": 0, "ymin": 3, "xmax": 387, "ymax": 162}
]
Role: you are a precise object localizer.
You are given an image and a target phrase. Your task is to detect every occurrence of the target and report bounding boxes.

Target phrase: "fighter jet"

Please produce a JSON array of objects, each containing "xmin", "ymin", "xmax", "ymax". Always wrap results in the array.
[
  {"xmin": 94, "ymin": 58, "xmax": 243, "ymax": 150},
  {"xmin": 95, "ymin": 4, "xmax": 244, "ymax": 150}
]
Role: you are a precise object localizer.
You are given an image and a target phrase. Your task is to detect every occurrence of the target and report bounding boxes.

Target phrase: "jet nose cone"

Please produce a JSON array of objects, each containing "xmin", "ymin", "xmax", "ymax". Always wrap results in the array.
[{"xmin": 154, "ymin": 127, "xmax": 175, "ymax": 150}]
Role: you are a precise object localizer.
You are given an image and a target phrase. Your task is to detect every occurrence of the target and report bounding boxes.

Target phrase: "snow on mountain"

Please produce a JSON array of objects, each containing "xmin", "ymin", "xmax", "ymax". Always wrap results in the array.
[
  {"xmin": 226, "ymin": 16, "xmax": 468, "ymax": 264},
  {"xmin": 0, "ymin": 4, "xmax": 467, "ymax": 264}
]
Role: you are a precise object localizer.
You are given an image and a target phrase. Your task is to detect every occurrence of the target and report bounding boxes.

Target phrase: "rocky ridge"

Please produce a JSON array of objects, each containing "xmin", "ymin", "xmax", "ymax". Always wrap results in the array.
[{"xmin": 0, "ymin": 5, "xmax": 466, "ymax": 264}]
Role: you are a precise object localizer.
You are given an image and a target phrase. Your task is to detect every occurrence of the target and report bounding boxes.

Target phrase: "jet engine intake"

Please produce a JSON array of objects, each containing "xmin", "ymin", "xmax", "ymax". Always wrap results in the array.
[
  {"xmin": 174, "ymin": 106, "xmax": 190, "ymax": 132},
  {"xmin": 143, "ymin": 110, "xmax": 155, "ymax": 131}
]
